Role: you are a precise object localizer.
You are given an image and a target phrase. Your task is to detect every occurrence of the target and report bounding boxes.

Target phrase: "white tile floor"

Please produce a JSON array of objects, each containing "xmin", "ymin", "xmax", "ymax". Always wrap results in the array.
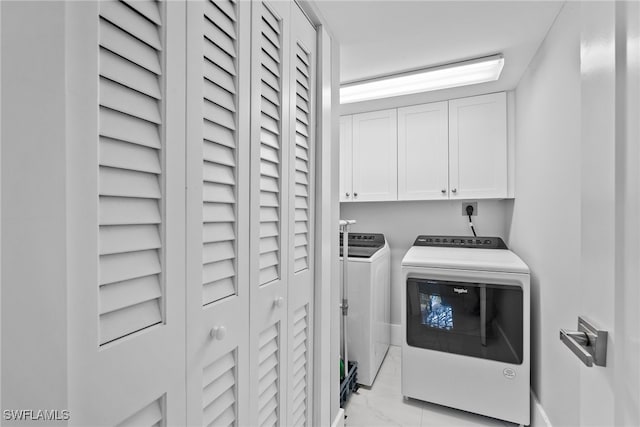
[{"xmin": 343, "ymin": 346, "xmax": 516, "ymax": 427}]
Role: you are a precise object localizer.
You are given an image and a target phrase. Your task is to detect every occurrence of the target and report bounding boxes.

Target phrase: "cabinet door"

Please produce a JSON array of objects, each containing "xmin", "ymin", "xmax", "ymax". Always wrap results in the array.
[
  {"xmin": 397, "ymin": 102, "xmax": 449, "ymax": 200},
  {"xmin": 185, "ymin": 1, "xmax": 251, "ymax": 426},
  {"xmin": 449, "ymin": 92, "xmax": 507, "ymax": 199},
  {"xmin": 352, "ymin": 109, "xmax": 398, "ymax": 201},
  {"xmin": 339, "ymin": 116, "xmax": 353, "ymax": 202}
]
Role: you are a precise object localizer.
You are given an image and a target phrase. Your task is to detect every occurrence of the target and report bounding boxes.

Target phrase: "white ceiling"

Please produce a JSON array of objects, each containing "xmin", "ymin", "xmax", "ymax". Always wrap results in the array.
[{"xmin": 313, "ymin": 0, "xmax": 564, "ymax": 92}]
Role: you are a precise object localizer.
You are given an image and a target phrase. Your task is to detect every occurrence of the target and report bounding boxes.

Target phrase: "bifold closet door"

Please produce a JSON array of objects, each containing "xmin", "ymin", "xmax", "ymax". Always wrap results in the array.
[
  {"xmin": 286, "ymin": 6, "xmax": 317, "ymax": 427},
  {"xmin": 248, "ymin": 1, "xmax": 292, "ymax": 425},
  {"xmin": 185, "ymin": 0, "xmax": 251, "ymax": 426},
  {"xmin": 67, "ymin": 1, "xmax": 187, "ymax": 425}
]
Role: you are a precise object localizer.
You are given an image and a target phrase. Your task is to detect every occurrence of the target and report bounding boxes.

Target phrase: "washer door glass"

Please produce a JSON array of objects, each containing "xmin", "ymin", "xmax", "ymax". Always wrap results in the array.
[{"xmin": 406, "ymin": 277, "xmax": 523, "ymax": 364}]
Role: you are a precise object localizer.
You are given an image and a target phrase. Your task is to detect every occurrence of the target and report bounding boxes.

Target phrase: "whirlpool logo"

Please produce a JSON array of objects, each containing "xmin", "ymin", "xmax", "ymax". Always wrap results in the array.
[{"xmin": 453, "ymin": 288, "xmax": 468, "ymax": 294}]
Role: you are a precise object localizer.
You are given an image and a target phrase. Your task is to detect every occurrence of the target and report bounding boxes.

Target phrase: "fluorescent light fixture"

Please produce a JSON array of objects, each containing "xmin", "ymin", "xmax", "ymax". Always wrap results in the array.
[{"xmin": 340, "ymin": 54, "xmax": 504, "ymax": 104}]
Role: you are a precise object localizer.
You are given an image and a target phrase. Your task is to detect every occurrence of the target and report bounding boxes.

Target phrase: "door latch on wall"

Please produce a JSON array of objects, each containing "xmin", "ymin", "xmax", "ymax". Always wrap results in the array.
[{"xmin": 559, "ymin": 316, "xmax": 607, "ymax": 367}]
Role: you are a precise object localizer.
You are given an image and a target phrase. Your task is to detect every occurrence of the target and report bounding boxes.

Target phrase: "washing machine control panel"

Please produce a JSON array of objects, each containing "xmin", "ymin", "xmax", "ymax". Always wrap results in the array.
[
  {"xmin": 340, "ymin": 232, "xmax": 386, "ymax": 258},
  {"xmin": 413, "ymin": 235, "xmax": 507, "ymax": 249}
]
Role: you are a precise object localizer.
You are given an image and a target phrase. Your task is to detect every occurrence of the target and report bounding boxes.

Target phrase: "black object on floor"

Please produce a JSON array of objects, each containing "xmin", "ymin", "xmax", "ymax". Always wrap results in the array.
[{"xmin": 340, "ymin": 361, "xmax": 358, "ymax": 407}]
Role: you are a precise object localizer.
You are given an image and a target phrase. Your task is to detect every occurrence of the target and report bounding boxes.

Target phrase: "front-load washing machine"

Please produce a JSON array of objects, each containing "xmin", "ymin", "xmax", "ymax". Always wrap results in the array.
[
  {"xmin": 340, "ymin": 232, "xmax": 390, "ymax": 386},
  {"xmin": 401, "ymin": 235, "xmax": 530, "ymax": 425}
]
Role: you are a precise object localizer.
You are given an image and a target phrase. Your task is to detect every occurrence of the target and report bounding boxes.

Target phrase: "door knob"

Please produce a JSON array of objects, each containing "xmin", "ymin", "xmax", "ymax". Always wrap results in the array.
[
  {"xmin": 452, "ymin": 188, "xmax": 457, "ymax": 193},
  {"xmin": 441, "ymin": 189, "xmax": 446, "ymax": 194},
  {"xmin": 346, "ymin": 192, "xmax": 350, "ymax": 197},
  {"xmin": 354, "ymin": 192, "xmax": 358, "ymax": 198},
  {"xmin": 210, "ymin": 326, "xmax": 227, "ymax": 340},
  {"xmin": 273, "ymin": 296, "xmax": 284, "ymax": 307}
]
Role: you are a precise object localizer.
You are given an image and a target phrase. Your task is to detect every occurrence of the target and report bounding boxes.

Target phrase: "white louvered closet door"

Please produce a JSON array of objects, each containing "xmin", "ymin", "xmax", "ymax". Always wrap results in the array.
[
  {"xmin": 287, "ymin": 6, "xmax": 317, "ymax": 427},
  {"xmin": 185, "ymin": 0, "xmax": 251, "ymax": 426},
  {"xmin": 67, "ymin": 1, "xmax": 186, "ymax": 425},
  {"xmin": 248, "ymin": 1, "xmax": 291, "ymax": 426}
]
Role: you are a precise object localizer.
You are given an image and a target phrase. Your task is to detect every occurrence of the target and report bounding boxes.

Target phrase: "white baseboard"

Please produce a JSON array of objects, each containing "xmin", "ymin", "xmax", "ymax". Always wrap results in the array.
[
  {"xmin": 531, "ymin": 389, "xmax": 552, "ymax": 427},
  {"xmin": 390, "ymin": 323, "xmax": 401, "ymax": 346},
  {"xmin": 331, "ymin": 408, "xmax": 345, "ymax": 427}
]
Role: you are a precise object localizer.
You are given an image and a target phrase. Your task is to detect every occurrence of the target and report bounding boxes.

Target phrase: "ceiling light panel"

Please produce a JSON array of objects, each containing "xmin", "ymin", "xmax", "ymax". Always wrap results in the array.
[{"xmin": 340, "ymin": 55, "xmax": 504, "ymax": 104}]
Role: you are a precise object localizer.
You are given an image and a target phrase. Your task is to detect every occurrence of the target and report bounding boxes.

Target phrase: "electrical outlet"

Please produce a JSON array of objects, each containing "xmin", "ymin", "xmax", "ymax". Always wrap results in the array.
[{"xmin": 462, "ymin": 202, "xmax": 477, "ymax": 216}]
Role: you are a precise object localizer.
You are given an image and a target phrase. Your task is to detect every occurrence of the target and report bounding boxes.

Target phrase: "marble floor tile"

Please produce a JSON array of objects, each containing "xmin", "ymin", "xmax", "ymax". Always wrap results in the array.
[{"xmin": 343, "ymin": 346, "xmax": 515, "ymax": 427}]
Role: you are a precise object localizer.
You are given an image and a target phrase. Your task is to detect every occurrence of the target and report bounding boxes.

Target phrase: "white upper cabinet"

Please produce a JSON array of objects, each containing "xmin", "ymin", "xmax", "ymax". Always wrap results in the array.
[
  {"xmin": 340, "ymin": 92, "xmax": 510, "ymax": 202},
  {"xmin": 351, "ymin": 109, "xmax": 398, "ymax": 201},
  {"xmin": 448, "ymin": 92, "xmax": 508, "ymax": 199},
  {"xmin": 397, "ymin": 102, "xmax": 449, "ymax": 200},
  {"xmin": 339, "ymin": 116, "xmax": 353, "ymax": 202}
]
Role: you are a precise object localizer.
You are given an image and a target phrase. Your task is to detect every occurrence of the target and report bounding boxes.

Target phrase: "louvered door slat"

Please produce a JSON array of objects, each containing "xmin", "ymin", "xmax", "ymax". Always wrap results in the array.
[
  {"xmin": 122, "ymin": 0, "xmax": 161, "ymax": 25},
  {"xmin": 203, "ymin": 140, "xmax": 235, "ymax": 165},
  {"xmin": 261, "ymin": 5, "xmax": 280, "ymax": 36},
  {"xmin": 202, "ymin": 279, "xmax": 235, "ymax": 305},
  {"xmin": 202, "ymin": 371, "xmax": 234, "ymax": 407},
  {"xmin": 203, "ymin": 162, "xmax": 235, "ymax": 185},
  {"xmin": 116, "ymin": 397, "xmax": 164, "ymax": 427},
  {"xmin": 200, "ymin": 0, "xmax": 240, "ymax": 307},
  {"xmin": 100, "ymin": 224, "xmax": 161, "ymax": 255},
  {"xmin": 100, "ymin": 48, "xmax": 161, "ymax": 99},
  {"xmin": 203, "ymin": 19, "xmax": 237, "ymax": 58},
  {"xmin": 204, "ymin": 65, "xmax": 236, "ymax": 95},
  {"xmin": 101, "ymin": 299, "xmax": 162, "ymax": 345},
  {"xmin": 100, "ymin": 78, "xmax": 161, "ymax": 124},
  {"xmin": 98, "ymin": 0, "xmax": 164, "ymax": 345},
  {"xmin": 203, "ymin": 203, "xmax": 235, "ymax": 223},
  {"xmin": 100, "ymin": 166, "xmax": 161, "ymax": 199},
  {"xmin": 100, "ymin": 275, "xmax": 162, "ymax": 315},
  {"xmin": 211, "ymin": 0, "xmax": 237, "ymax": 22},
  {"xmin": 203, "ymin": 222, "xmax": 235, "ymax": 243},
  {"xmin": 261, "ymin": 53, "xmax": 281, "ymax": 81},
  {"xmin": 100, "ymin": 197, "xmax": 161, "ymax": 225},
  {"xmin": 203, "ymin": 79, "xmax": 236, "ymax": 113},
  {"xmin": 202, "ymin": 350, "xmax": 237, "ymax": 427},
  {"xmin": 257, "ymin": 322, "xmax": 279, "ymax": 427},
  {"xmin": 203, "ymin": 241, "xmax": 235, "ymax": 264},
  {"xmin": 203, "ymin": 120, "xmax": 236, "ymax": 148},
  {"xmin": 100, "ymin": 19, "xmax": 161, "ymax": 75},
  {"xmin": 289, "ymin": 305, "xmax": 308, "ymax": 426},
  {"xmin": 203, "ymin": 182, "xmax": 235, "ymax": 203},
  {"xmin": 204, "ymin": 39, "xmax": 236, "ymax": 77},
  {"xmin": 100, "ymin": 107, "xmax": 161, "ymax": 149},
  {"xmin": 100, "ymin": 137, "xmax": 161, "ymax": 174},
  {"xmin": 100, "ymin": 0, "xmax": 162, "ymax": 50},
  {"xmin": 204, "ymin": 1, "xmax": 236, "ymax": 39},
  {"xmin": 204, "ymin": 100, "xmax": 236, "ymax": 130},
  {"xmin": 100, "ymin": 250, "xmax": 161, "ymax": 285}
]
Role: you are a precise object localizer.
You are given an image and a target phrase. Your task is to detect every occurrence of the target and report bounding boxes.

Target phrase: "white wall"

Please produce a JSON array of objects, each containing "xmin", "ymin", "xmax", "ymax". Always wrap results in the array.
[
  {"xmin": 341, "ymin": 199, "xmax": 510, "ymax": 329},
  {"xmin": 1, "ymin": 1, "xmax": 69, "ymax": 416},
  {"xmin": 508, "ymin": 3, "xmax": 581, "ymax": 426}
]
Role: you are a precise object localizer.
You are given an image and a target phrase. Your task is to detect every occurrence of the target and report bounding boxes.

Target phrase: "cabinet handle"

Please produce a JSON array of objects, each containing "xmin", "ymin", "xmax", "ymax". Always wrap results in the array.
[
  {"xmin": 210, "ymin": 326, "xmax": 227, "ymax": 340},
  {"xmin": 441, "ymin": 189, "xmax": 446, "ymax": 194},
  {"xmin": 354, "ymin": 192, "xmax": 358, "ymax": 198},
  {"xmin": 346, "ymin": 192, "xmax": 350, "ymax": 197},
  {"xmin": 452, "ymin": 188, "xmax": 457, "ymax": 193}
]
